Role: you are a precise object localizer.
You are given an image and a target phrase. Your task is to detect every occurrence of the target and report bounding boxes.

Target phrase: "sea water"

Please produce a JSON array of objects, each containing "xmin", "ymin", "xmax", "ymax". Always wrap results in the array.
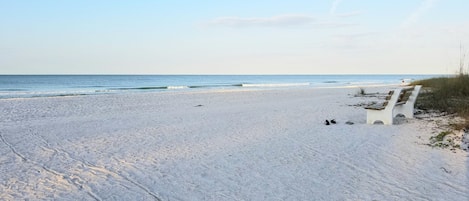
[{"xmin": 0, "ymin": 75, "xmax": 442, "ymax": 99}]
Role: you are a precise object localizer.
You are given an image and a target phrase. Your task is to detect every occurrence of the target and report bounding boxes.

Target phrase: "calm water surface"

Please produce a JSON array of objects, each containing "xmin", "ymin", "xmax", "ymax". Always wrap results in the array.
[{"xmin": 0, "ymin": 75, "xmax": 441, "ymax": 99}]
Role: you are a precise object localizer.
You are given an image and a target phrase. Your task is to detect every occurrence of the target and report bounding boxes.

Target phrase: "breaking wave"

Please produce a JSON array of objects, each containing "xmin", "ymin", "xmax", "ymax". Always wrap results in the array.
[
  {"xmin": 241, "ymin": 83, "xmax": 310, "ymax": 88},
  {"xmin": 1, "ymin": 75, "xmax": 439, "ymax": 99}
]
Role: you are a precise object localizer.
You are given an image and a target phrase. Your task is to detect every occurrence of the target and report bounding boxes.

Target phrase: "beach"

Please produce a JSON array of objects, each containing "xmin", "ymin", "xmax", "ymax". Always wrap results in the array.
[{"xmin": 1, "ymin": 86, "xmax": 468, "ymax": 200}]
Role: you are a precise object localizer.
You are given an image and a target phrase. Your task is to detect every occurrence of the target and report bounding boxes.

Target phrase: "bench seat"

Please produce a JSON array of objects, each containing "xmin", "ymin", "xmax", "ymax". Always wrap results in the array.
[
  {"xmin": 364, "ymin": 105, "xmax": 386, "ymax": 110},
  {"xmin": 366, "ymin": 88, "xmax": 402, "ymax": 125}
]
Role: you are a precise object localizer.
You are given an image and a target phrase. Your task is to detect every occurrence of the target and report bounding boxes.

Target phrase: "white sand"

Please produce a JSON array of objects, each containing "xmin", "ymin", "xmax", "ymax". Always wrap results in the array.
[{"xmin": 1, "ymin": 87, "xmax": 468, "ymax": 200}]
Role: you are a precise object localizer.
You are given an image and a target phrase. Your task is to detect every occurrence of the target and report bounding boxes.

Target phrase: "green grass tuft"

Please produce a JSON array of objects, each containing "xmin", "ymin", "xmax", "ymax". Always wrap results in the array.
[
  {"xmin": 413, "ymin": 74, "xmax": 469, "ymax": 124},
  {"xmin": 357, "ymin": 88, "xmax": 365, "ymax": 96},
  {"xmin": 430, "ymin": 131, "xmax": 452, "ymax": 142}
]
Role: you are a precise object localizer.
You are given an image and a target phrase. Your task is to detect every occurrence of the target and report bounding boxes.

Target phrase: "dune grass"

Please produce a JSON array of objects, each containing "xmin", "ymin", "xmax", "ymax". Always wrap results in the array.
[{"xmin": 413, "ymin": 74, "xmax": 469, "ymax": 129}]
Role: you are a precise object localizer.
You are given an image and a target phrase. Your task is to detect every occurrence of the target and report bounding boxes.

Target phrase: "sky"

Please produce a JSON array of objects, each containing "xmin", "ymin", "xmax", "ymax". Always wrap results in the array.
[{"xmin": 1, "ymin": 0, "xmax": 469, "ymax": 75}]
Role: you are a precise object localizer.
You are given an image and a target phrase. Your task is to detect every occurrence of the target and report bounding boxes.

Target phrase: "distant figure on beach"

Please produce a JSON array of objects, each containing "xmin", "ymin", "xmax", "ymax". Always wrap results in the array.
[{"xmin": 401, "ymin": 78, "xmax": 411, "ymax": 85}]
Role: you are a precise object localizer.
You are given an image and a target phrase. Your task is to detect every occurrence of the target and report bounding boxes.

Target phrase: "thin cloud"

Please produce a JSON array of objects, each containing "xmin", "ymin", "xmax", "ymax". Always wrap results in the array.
[
  {"xmin": 329, "ymin": 0, "xmax": 362, "ymax": 18},
  {"xmin": 208, "ymin": 14, "xmax": 315, "ymax": 27},
  {"xmin": 401, "ymin": 0, "xmax": 439, "ymax": 28},
  {"xmin": 333, "ymin": 32, "xmax": 379, "ymax": 40},
  {"xmin": 315, "ymin": 21, "xmax": 358, "ymax": 28},
  {"xmin": 329, "ymin": 32, "xmax": 382, "ymax": 50},
  {"xmin": 330, "ymin": 0, "xmax": 342, "ymax": 15},
  {"xmin": 335, "ymin": 11, "xmax": 362, "ymax": 18}
]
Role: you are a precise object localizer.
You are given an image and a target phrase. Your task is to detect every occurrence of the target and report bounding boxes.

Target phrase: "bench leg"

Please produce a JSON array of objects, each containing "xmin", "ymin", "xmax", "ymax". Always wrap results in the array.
[
  {"xmin": 367, "ymin": 110, "xmax": 393, "ymax": 125},
  {"xmin": 394, "ymin": 104, "xmax": 414, "ymax": 118},
  {"xmin": 394, "ymin": 85, "xmax": 421, "ymax": 118}
]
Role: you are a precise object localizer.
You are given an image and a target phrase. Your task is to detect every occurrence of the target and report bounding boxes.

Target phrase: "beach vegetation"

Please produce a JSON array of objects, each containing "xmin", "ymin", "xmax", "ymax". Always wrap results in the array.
[
  {"xmin": 355, "ymin": 88, "xmax": 366, "ymax": 96},
  {"xmin": 413, "ymin": 74, "xmax": 469, "ymax": 117},
  {"xmin": 427, "ymin": 131, "xmax": 459, "ymax": 148},
  {"xmin": 430, "ymin": 131, "xmax": 452, "ymax": 142},
  {"xmin": 358, "ymin": 88, "xmax": 366, "ymax": 96},
  {"xmin": 413, "ymin": 45, "xmax": 469, "ymax": 129},
  {"xmin": 413, "ymin": 45, "xmax": 469, "ymax": 149}
]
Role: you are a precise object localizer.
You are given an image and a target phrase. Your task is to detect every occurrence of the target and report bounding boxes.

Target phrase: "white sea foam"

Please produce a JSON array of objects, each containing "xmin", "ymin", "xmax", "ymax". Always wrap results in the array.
[
  {"xmin": 241, "ymin": 82, "xmax": 310, "ymax": 88},
  {"xmin": 0, "ymin": 90, "xmax": 98, "ymax": 99},
  {"xmin": 166, "ymin": 86, "xmax": 187, "ymax": 89}
]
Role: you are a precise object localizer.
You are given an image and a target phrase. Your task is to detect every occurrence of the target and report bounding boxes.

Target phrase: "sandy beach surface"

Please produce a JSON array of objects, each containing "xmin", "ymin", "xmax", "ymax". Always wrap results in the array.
[{"xmin": 1, "ymin": 87, "xmax": 468, "ymax": 200}]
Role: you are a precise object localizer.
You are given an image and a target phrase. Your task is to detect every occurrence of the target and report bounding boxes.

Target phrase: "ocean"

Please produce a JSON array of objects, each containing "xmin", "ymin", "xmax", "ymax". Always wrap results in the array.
[{"xmin": 0, "ymin": 75, "xmax": 441, "ymax": 99}]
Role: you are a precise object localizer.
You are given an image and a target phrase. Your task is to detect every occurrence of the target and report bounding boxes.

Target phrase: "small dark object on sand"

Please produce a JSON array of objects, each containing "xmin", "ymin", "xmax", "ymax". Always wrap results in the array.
[
  {"xmin": 194, "ymin": 104, "xmax": 203, "ymax": 107},
  {"xmin": 330, "ymin": 119, "xmax": 336, "ymax": 124},
  {"xmin": 325, "ymin": 120, "xmax": 330, "ymax": 125},
  {"xmin": 345, "ymin": 121, "xmax": 354, "ymax": 125}
]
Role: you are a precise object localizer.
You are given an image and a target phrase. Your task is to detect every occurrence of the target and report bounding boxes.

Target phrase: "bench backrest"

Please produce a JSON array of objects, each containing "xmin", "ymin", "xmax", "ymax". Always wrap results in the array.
[
  {"xmin": 379, "ymin": 88, "xmax": 402, "ymax": 110},
  {"xmin": 397, "ymin": 86, "xmax": 415, "ymax": 104},
  {"xmin": 382, "ymin": 90, "xmax": 394, "ymax": 107}
]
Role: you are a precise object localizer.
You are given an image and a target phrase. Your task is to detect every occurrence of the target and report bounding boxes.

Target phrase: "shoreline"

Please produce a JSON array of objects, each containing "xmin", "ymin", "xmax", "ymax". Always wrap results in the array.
[
  {"xmin": 0, "ymin": 82, "xmax": 406, "ymax": 101},
  {"xmin": 0, "ymin": 74, "xmax": 439, "ymax": 100},
  {"xmin": 1, "ymin": 87, "xmax": 467, "ymax": 200}
]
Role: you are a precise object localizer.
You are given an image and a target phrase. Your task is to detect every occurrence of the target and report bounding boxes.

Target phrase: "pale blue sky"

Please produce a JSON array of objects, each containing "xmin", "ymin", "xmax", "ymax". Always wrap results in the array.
[{"xmin": 1, "ymin": 0, "xmax": 468, "ymax": 74}]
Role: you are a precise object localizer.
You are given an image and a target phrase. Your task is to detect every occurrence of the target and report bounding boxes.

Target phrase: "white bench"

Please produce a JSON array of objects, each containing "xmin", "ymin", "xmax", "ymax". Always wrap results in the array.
[
  {"xmin": 365, "ymin": 85, "xmax": 422, "ymax": 125},
  {"xmin": 394, "ymin": 85, "xmax": 422, "ymax": 118}
]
